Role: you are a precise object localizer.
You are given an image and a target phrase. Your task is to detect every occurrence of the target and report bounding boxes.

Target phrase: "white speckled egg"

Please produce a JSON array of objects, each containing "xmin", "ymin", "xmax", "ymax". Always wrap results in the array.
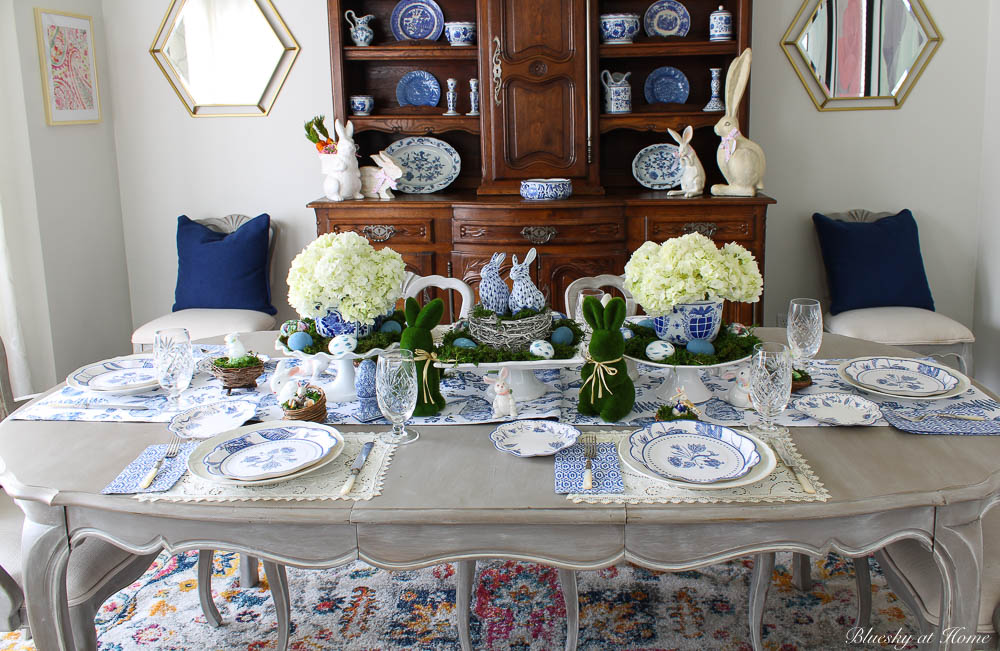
[
  {"xmin": 529, "ymin": 340, "xmax": 555, "ymax": 359},
  {"xmin": 328, "ymin": 334, "xmax": 358, "ymax": 357},
  {"xmin": 620, "ymin": 327, "xmax": 634, "ymax": 340},
  {"xmin": 645, "ymin": 340, "xmax": 676, "ymax": 362}
]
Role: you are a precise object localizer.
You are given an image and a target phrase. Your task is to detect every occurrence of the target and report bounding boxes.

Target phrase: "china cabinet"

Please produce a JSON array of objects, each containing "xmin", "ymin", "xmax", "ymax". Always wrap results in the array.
[{"xmin": 313, "ymin": 0, "xmax": 774, "ymax": 321}]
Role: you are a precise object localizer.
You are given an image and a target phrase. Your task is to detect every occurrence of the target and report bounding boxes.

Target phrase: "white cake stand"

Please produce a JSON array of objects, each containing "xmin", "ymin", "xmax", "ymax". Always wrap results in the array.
[
  {"xmin": 274, "ymin": 340, "xmax": 398, "ymax": 403},
  {"xmin": 623, "ymin": 354, "xmax": 750, "ymax": 404},
  {"xmin": 433, "ymin": 356, "xmax": 584, "ymax": 401}
]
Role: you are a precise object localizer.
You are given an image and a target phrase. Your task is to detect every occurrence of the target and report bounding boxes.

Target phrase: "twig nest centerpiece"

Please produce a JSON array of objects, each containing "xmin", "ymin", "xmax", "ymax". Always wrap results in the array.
[
  {"xmin": 469, "ymin": 306, "xmax": 553, "ymax": 352},
  {"xmin": 210, "ymin": 334, "xmax": 264, "ymax": 394}
]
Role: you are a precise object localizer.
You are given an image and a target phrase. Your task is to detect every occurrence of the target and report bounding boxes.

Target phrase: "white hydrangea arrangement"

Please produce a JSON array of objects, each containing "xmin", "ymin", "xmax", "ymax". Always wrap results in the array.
[
  {"xmin": 623, "ymin": 233, "xmax": 763, "ymax": 314},
  {"xmin": 287, "ymin": 232, "xmax": 406, "ymax": 325}
]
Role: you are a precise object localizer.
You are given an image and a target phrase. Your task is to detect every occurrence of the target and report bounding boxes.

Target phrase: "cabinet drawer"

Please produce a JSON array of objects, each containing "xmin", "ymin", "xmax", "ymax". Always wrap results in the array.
[
  {"xmin": 628, "ymin": 206, "xmax": 756, "ymax": 242},
  {"xmin": 452, "ymin": 211, "xmax": 625, "ymax": 246},
  {"xmin": 320, "ymin": 219, "xmax": 434, "ymax": 245}
]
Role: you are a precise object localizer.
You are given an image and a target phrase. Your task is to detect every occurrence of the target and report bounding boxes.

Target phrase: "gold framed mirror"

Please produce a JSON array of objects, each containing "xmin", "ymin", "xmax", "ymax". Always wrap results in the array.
[
  {"xmin": 150, "ymin": 0, "xmax": 299, "ymax": 117},
  {"xmin": 781, "ymin": 0, "xmax": 941, "ymax": 111}
]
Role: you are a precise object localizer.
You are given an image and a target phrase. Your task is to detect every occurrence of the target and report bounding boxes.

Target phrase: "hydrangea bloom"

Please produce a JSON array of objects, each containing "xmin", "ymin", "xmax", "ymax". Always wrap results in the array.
[
  {"xmin": 623, "ymin": 233, "xmax": 762, "ymax": 314},
  {"xmin": 287, "ymin": 232, "xmax": 405, "ymax": 325}
]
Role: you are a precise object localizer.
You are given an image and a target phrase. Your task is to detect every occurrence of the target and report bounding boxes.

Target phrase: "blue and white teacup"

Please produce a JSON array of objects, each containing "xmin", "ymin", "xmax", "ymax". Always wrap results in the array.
[
  {"xmin": 599, "ymin": 13, "xmax": 640, "ymax": 44},
  {"xmin": 444, "ymin": 22, "xmax": 476, "ymax": 46},
  {"xmin": 350, "ymin": 95, "xmax": 374, "ymax": 116}
]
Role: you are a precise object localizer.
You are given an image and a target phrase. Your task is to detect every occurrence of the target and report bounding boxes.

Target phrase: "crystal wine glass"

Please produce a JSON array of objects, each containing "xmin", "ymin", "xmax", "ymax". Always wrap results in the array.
[
  {"xmin": 748, "ymin": 342, "xmax": 792, "ymax": 436},
  {"xmin": 153, "ymin": 328, "xmax": 194, "ymax": 410},
  {"xmin": 786, "ymin": 298, "xmax": 823, "ymax": 369},
  {"xmin": 376, "ymin": 349, "xmax": 419, "ymax": 445},
  {"xmin": 575, "ymin": 288, "xmax": 606, "ymax": 328}
]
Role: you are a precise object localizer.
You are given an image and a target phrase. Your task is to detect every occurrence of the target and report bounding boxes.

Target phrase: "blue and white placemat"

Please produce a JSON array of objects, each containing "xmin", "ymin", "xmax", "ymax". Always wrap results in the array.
[
  {"xmin": 102, "ymin": 442, "xmax": 199, "ymax": 494},
  {"xmin": 554, "ymin": 441, "xmax": 624, "ymax": 494}
]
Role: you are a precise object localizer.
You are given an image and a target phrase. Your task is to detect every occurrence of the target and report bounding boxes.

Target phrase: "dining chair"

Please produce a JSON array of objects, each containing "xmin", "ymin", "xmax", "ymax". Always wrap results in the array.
[
  {"xmin": 401, "ymin": 271, "xmax": 475, "ymax": 323},
  {"xmin": 563, "ymin": 274, "xmax": 637, "ymax": 319}
]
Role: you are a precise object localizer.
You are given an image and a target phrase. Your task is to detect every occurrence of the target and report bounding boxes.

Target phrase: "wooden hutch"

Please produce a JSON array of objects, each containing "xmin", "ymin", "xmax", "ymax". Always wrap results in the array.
[{"xmin": 311, "ymin": 0, "xmax": 774, "ymax": 322}]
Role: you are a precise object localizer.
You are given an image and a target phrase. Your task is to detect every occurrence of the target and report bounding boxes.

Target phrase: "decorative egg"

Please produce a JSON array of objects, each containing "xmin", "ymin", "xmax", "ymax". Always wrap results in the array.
[
  {"xmin": 454, "ymin": 320, "xmax": 468, "ymax": 331},
  {"xmin": 379, "ymin": 319, "xmax": 402, "ymax": 334},
  {"xmin": 550, "ymin": 311, "xmax": 567, "ymax": 321},
  {"xmin": 686, "ymin": 338, "xmax": 716, "ymax": 355},
  {"xmin": 645, "ymin": 340, "xmax": 675, "ymax": 362},
  {"xmin": 452, "ymin": 337, "xmax": 478, "ymax": 349},
  {"xmin": 297, "ymin": 320, "xmax": 309, "ymax": 332},
  {"xmin": 620, "ymin": 327, "xmax": 634, "ymax": 340},
  {"xmin": 727, "ymin": 322, "xmax": 750, "ymax": 337},
  {"xmin": 550, "ymin": 326, "xmax": 574, "ymax": 346},
  {"xmin": 280, "ymin": 320, "xmax": 299, "ymax": 337},
  {"xmin": 328, "ymin": 334, "xmax": 358, "ymax": 356},
  {"xmin": 637, "ymin": 318, "xmax": 656, "ymax": 330},
  {"xmin": 529, "ymin": 340, "xmax": 555, "ymax": 359},
  {"xmin": 287, "ymin": 331, "xmax": 313, "ymax": 351}
]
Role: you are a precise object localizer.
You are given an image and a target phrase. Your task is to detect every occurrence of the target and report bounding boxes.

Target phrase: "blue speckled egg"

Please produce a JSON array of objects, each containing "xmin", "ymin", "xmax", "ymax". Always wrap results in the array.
[
  {"xmin": 328, "ymin": 334, "xmax": 358, "ymax": 356},
  {"xmin": 637, "ymin": 318, "xmax": 656, "ymax": 330},
  {"xmin": 529, "ymin": 340, "xmax": 555, "ymax": 359},
  {"xmin": 280, "ymin": 320, "xmax": 299, "ymax": 337},
  {"xmin": 550, "ymin": 311, "xmax": 567, "ymax": 321},
  {"xmin": 550, "ymin": 326, "xmax": 574, "ymax": 346},
  {"xmin": 287, "ymin": 331, "xmax": 313, "ymax": 351},
  {"xmin": 686, "ymin": 338, "xmax": 715, "ymax": 355},
  {"xmin": 620, "ymin": 327, "xmax": 634, "ymax": 340},
  {"xmin": 453, "ymin": 337, "xmax": 478, "ymax": 349},
  {"xmin": 645, "ymin": 340, "xmax": 675, "ymax": 362},
  {"xmin": 379, "ymin": 319, "xmax": 402, "ymax": 334}
]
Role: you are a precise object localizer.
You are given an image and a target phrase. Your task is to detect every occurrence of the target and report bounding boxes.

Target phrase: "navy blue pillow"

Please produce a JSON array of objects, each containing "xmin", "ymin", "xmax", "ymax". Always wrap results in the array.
[
  {"xmin": 813, "ymin": 209, "xmax": 934, "ymax": 315},
  {"xmin": 173, "ymin": 214, "xmax": 276, "ymax": 315}
]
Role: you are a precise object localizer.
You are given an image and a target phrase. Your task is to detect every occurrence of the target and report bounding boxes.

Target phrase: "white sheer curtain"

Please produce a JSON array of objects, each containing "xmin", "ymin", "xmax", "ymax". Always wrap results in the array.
[{"xmin": 0, "ymin": 195, "xmax": 32, "ymax": 397}]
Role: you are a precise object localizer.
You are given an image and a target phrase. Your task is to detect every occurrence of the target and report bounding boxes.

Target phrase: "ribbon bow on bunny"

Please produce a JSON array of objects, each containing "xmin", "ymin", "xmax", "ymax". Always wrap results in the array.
[
  {"xmin": 581, "ymin": 354, "xmax": 622, "ymax": 401},
  {"xmin": 373, "ymin": 169, "xmax": 398, "ymax": 194},
  {"xmin": 720, "ymin": 127, "xmax": 739, "ymax": 162}
]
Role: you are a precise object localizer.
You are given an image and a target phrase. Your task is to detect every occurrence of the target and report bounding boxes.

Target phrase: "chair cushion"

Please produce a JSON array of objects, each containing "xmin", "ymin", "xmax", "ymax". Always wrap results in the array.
[
  {"xmin": 813, "ymin": 210, "xmax": 935, "ymax": 315},
  {"xmin": 132, "ymin": 309, "xmax": 277, "ymax": 345},
  {"xmin": 174, "ymin": 214, "xmax": 276, "ymax": 315},
  {"xmin": 826, "ymin": 307, "xmax": 974, "ymax": 346}
]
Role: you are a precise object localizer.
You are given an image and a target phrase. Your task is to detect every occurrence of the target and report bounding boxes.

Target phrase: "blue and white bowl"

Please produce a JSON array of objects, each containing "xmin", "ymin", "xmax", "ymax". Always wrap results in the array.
[
  {"xmin": 490, "ymin": 420, "xmax": 581, "ymax": 457},
  {"xmin": 520, "ymin": 178, "xmax": 572, "ymax": 201},
  {"xmin": 350, "ymin": 95, "xmax": 374, "ymax": 116},
  {"xmin": 599, "ymin": 13, "xmax": 641, "ymax": 44},
  {"xmin": 652, "ymin": 299, "xmax": 724, "ymax": 345},
  {"xmin": 444, "ymin": 21, "xmax": 476, "ymax": 46}
]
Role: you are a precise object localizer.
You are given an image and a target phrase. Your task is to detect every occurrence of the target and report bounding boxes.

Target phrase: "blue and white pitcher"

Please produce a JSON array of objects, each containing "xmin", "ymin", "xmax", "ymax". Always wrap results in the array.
[
  {"xmin": 601, "ymin": 70, "xmax": 632, "ymax": 114},
  {"xmin": 345, "ymin": 10, "xmax": 375, "ymax": 46}
]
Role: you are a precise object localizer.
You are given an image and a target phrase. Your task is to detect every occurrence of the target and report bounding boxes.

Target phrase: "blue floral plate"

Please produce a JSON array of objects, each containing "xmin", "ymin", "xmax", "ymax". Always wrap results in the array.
[
  {"xmin": 384, "ymin": 136, "xmax": 461, "ymax": 193},
  {"xmin": 67, "ymin": 355, "xmax": 160, "ymax": 394},
  {"xmin": 631, "ymin": 143, "xmax": 682, "ymax": 189},
  {"xmin": 791, "ymin": 392, "xmax": 881, "ymax": 426},
  {"xmin": 643, "ymin": 0, "xmax": 691, "ymax": 37},
  {"xmin": 627, "ymin": 420, "xmax": 760, "ymax": 484},
  {"xmin": 842, "ymin": 357, "xmax": 960, "ymax": 397},
  {"xmin": 490, "ymin": 420, "xmax": 581, "ymax": 457},
  {"xmin": 396, "ymin": 70, "xmax": 441, "ymax": 107},
  {"xmin": 390, "ymin": 0, "xmax": 445, "ymax": 41},
  {"xmin": 643, "ymin": 66, "xmax": 690, "ymax": 104}
]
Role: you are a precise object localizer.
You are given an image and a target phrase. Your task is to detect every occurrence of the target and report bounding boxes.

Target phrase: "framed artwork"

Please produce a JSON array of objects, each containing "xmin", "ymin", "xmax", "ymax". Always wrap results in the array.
[{"xmin": 34, "ymin": 8, "xmax": 102, "ymax": 125}]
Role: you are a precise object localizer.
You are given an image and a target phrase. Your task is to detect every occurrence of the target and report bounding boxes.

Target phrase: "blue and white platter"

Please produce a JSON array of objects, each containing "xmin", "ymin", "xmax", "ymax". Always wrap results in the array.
[
  {"xmin": 791, "ymin": 392, "xmax": 881, "ymax": 426},
  {"xmin": 842, "ymin": 357, "xmax": 960, "ymax": 397},
  {"xmin": 385, "ymin": 136, "xmax": 461, "ymax": 193},
  {"xmin": 189, "ymin": 421, "xmax": 344, "ymax": 485},
  {"xmin": 643, "ymin": 0, "xmax": 691, "ymax": 37},
  {"xmin": 644, "ymin": 66, "xmax": 690, "ymax": 104},
  {"xmin": 396, "ymin": 70, "xmax": 441, "ymax": 107},
  {"xmin": 490, "ymin": 420, "xmax": 581, "ymax": 457},
  {"xmin": 390, "ymin": 0, "xmax": 444, "ymax": 41},
  {"xmin": 67, "ymin": 355, "xmax": 160, "ymax": 394},
  {"xmin": 631, "ymin": 143, "xmax": 683, "ymax": 189},
  {"xmin": 627, "ymin": 420, "xmax": 762, "ymax": 484},
  {"xmin": 168, "ymin": 399, "xmax": 259, "ymax": 440}
]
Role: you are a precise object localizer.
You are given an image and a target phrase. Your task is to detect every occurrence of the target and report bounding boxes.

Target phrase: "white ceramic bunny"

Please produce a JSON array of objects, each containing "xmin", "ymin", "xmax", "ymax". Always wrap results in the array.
[
  {"xmin": 360, "ymin": 151, "xmax": 403, "ymax": 199},
  {"xmin": 480, "ymin": 252, "xmax": 510, "ymax": 315},
  {"xmin": 270, "ymin": 359, "xmax": 304, "ymax": 399},
  {"xmin": 508, "ymin": 248, "xmax": 545, "ymax": 313},
  {"xmin": 722, "ymin": 366, "xmax": 752, "ymax": 409},
  {"xmin": 711, "ymin": 48, "xmax": 766, "ymax": 197},
  {"xmin": 666, "ymin": 125, "xmax": 705, "ymax": 198},
  {"xmin": 224, "ymin": 333, "xmax": 247, "ymax": 360},
  {"xmin": 485, "ymin": 367, "xmax": 518, "ymax": 419},
  {"xmin": 320, "ymin": 119, "xmax": 364, "ymax": 202}
]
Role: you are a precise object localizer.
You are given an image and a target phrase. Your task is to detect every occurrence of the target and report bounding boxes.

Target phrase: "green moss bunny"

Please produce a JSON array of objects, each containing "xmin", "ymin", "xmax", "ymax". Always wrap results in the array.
[
  {"xmin": 578, "ymin": 296, "xmax": 635, "ymax": 422},
  {"xmin": 400, "ymin": 297, "xmax": 446, "ymax": 416}
]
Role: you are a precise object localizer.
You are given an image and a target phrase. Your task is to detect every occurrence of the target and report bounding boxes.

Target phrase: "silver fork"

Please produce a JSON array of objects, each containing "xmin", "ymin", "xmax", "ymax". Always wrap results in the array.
[
  {"xmin": 139, "ymin": 436, "xmax": 183, "ymax": 489},
  {"xmin": 581, "ymin": 433, "xmax": 597, "ymax": 490},
  {"xmin": 895, "ymin": 411, "xmax": 986, "ymax": 423}
]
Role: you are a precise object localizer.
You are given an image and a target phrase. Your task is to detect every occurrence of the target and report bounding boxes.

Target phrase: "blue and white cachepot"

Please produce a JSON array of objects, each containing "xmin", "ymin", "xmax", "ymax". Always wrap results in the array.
[
  {"xmin": 350, "ymin": 95, "xmax": 374, "ymax": 116},
  {"xmin": 444, "ymin": 21, "xmax": 476, "ymax": 46},
  {"xmin": 708, "ymin": 5, "xmax": 733, "ymax": 41},
  {"xmin": 652, "ymin": 299, "xmax": 724, "ymax": 345},
  {"xmin": 520, "ymin": 178, "xmax": 573, "ymax": 200},
  {"xmin": 316, "ymin": 309, "xmax": 386, "ymax": 339},
  {"xmin": 599, "ymin": 13, "xmax": 641, "ymax": 44}
]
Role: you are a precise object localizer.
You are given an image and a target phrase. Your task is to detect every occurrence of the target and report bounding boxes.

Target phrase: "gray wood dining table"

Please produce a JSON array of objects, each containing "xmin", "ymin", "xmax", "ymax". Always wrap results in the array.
[{"xmin": 0, "ymin": 329, "xmax": 996, "ymax": 650}]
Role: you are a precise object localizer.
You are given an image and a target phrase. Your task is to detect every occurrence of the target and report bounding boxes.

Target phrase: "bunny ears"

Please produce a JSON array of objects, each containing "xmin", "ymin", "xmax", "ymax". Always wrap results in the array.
[
  {"xmin": 404, "ymin": 297, "xmax": 445, "ymax": 330},
  {"xmin": 510, "ymin": 247, "xmax": 537, "ymax": 269},
  {"xmin": 581, "ymin": 296, "xmax": 626, "ymax": 331}
]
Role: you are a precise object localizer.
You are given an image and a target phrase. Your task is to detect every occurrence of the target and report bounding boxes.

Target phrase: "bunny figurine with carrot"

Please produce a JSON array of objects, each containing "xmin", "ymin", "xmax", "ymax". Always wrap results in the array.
[
  {"xmin": 711, "ymin": 48, "xmax": 766, "ymax": 197},
  {"xmin": 400, "ymin": 296, "xmax": 446, "ymax": 416},
  {"xmin": 578, "ymin": 296, "xmax": 635, "ymax": 422},
  {"xmin": 320, "ymin": 119, "xmax": 364, "ymax": 202}
]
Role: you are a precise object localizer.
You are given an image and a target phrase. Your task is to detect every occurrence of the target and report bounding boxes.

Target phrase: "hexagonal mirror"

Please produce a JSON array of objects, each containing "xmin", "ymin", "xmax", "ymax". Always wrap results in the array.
[
  {"xmin": 151, "ymin": 0, "xmax": 299, "ymax": 116},
  {"xmin": 781, "ymin": 0, "xmax": 941, "ymax": 110}
]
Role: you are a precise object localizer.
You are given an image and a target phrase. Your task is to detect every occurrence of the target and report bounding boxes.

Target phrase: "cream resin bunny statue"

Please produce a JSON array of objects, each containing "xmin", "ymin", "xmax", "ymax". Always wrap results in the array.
[
  {"xmin": 321, "ymin": 119, "xmax": 364, "ymax": 202},
  {"xmin": 666, "ymin": 125, "xmax": 705, "ymax": 198},
  {"xmin": 711, "ymin": 48, "xmax": 766, "ymax": 197},
  {"xmin": 360, "ymin": 151, "xmax": 403, "ymax": 199}
]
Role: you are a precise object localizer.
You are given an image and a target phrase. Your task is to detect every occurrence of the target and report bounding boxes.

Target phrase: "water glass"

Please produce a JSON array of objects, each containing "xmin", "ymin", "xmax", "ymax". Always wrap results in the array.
[
  {"xmin": 786, "ymin": 298, "xmax": 823, "ymax": 367},
  {"xmin": 153, "ymin": 328, "xmax": 194, "ymax": 410},
  {"xmin": 376, "ymin": 349, "xmax": 419, "ymax": 445},
  {"xmin": 748, "ymin": 342, "xmax": 792, "ymax": 436},
  {"xmin": 575, "ymin": 288, "xmax": 606, "ymax": 324}
]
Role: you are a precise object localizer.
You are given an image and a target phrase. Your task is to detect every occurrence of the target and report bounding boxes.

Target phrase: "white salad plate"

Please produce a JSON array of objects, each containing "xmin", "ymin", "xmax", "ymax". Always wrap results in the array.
[
  {"xmin": 490, "ymin": 420, "xmax": 581, "ymax": 457},
  {"xmin": 791, "ymin": 392, "xmax": 881, "ymax": 426},
  {"xmin": 67, "ymin": 355, "xmax": 160, "ymax": 394},
  {"xmin": 627, "ymin": 420, "xmax": 761, "ymax": 484},
  {"xmin": 842, "ymin": 356, "xmax": 960, "ymax": 397},
  {"xmin": 837, "ymin": 357, "xmax": 970, "ymax": 401},
  {"xmin": 189, "ymin": 421, "xmax": 344, "ymax": 485},
  {"xmin": 167, "ymin": 400, "xmax": 259, "ymax": 440},
  {"xmin": 384, "ymin": 136, "xmax": 461, "ymax": 194}
]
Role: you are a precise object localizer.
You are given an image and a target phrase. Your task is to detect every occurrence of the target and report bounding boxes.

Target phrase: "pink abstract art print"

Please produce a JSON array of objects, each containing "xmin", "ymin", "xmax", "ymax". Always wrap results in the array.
[{"xmin": 35, "ymin": 9, "xmax": 101, "ymax": 124}]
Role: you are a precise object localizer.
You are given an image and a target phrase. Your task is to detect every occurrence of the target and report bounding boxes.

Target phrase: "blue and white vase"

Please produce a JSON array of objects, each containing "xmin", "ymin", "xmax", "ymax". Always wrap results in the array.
[
  {"xmin": 316, "ymin": 309, "xmax": 385, "ymax": 339},
  {"xmin": 652, "ymin": 299, "xmax": 724, "ymax": 345},
  {"xmin": 708, "ymin": 5, "xmax": 733, "ymax": 42}
]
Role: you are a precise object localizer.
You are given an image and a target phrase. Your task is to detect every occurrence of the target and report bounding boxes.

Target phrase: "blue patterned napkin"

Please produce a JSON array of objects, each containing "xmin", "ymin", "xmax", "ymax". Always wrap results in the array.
[
  {"xmin": 881, "ymin": 408, "xmax": 1000, "ymax": 436},
  {"xmin": 554, "ymin": 442, "xmax": 624, "ymax": 494},
  {"xmin": 102, "ymin": 442, "xmax": 199, "ymax": 494}
]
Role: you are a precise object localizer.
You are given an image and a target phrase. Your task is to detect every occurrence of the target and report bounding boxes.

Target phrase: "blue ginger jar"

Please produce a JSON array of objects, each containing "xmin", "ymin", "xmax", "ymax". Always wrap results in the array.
[{"xmin": 354, "ymin": 359, "xmax": 382, "ymax": 422}]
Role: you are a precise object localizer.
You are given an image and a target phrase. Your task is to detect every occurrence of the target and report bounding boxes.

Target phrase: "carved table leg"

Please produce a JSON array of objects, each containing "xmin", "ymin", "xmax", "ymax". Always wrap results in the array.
[
  {"xmin": 853, "ymin": 556, "xmax": 872, "ymax": 628},
  {"xmin": 558, "ymin": 569, "xmax": 579, "ymax": 651},
  {"xmin": 19, "ymin": 503, "xmax": 74, "ymax": 651},
  {"xmin": 749, "ymin": 552, "xmax": 775, "ymax": 651},
  {"xmin": 456, "ymin": 560, "xmax": 475, "ymax": 651},
  {"xmin": 792, "ymin": 553, "xmax": 813, "ymax": 591},
  {"xmin": 240, "ymin": 554, "xmax": 260, "ymax": 588},
  {"xmin": 197, "ymin": 550, "xmax": 223, "ymax": 628},
  {"xmin": 263, "ymin": 561, "xmax": 290, "ymax": 651},
  {"xmin": 934, "ymin": 503, "xmax": 984, "ymax": 651}
]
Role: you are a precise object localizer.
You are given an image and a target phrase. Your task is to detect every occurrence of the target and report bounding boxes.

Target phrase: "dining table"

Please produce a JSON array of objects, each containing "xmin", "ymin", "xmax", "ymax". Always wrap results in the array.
[{"xmin": 0, "ymin": 328, "xmax": 997, "ymax": 651}]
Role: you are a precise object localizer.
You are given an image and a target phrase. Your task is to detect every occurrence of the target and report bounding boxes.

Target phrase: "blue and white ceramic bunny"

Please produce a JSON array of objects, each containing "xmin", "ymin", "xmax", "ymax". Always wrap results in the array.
[
  {"xmin": 508, "ymin": 248, "xmax": 546, "ymax": 313},
  {"xmin": 480, "ymin": 252, "xmax": 510, "ymax": 315}
]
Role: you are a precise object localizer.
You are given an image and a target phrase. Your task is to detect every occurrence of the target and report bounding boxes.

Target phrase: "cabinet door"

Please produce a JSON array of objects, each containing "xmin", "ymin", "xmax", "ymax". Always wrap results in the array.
[
  {"xmin": 538, "ymin": 251, "xmax": 627, "ymax": 315},
  {"xmin": 479, "ymin": 0, "xmax": 595, "ymax": 194}
]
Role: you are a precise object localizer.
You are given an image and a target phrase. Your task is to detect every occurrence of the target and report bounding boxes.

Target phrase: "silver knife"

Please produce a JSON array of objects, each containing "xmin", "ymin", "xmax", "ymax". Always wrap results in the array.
[
  {"xmin": 771, "ymin": 438, "xmax": 816, "ymax": 494},
  {"xmin": 339, "ymin": 442, "xmax": 375, "ymax": 496},
  {"xmin": 49, "ymin": 401, "xmax": 155, "ymax": 411}
]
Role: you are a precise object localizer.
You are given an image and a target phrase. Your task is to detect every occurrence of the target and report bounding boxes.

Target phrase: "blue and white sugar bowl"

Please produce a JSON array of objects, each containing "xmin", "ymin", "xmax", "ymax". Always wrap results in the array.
[
  {"xmin": 520, "ymin": 178, "xmax": 573, "ymax": 201},
  {"xmin": 444, "ymin": 21, "xmax": 476, "ymax": 46},
  {"xmin": 709, "ymin": 5, "xmax": 733, "ymax": 41},
  {"xmin": 350, "ymin": 94, "xmax": 374, "ymax": 116},
  {"xmin": 599, "ymin": 13, "xmax": 641, "ymax": 44}
]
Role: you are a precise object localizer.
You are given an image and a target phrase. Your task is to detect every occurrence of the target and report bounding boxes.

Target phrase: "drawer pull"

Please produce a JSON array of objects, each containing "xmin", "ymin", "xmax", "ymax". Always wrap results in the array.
[
  {"xmin": 520, "ymin": 226, "xmax": 558, "ymax": 244},
  {"xmin": 362, "ymin": 225, "xmax": 396, "ymax": 242},
  {"xmin": 682, "ymin": 222, "xmax": 717, "ymax": 238}
]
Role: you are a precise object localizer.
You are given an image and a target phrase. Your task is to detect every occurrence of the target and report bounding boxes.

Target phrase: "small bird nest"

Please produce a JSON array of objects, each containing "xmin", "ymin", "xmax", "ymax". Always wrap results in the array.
[
  {"xmin": 282, "ymin": 386, "xmax": 327, "ymax": 423},
  {"xmin": 209, "ymin": 358, "xmax": 265, "ymax": 395},
  {"xmin": 468, "ymin": 307, "xmax": 551, "ymax": 352}
]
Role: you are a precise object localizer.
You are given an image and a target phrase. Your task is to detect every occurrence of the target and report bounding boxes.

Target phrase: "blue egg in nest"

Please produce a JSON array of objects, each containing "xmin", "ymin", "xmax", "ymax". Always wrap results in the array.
[
  {"xmin": 287, "ymin": 331, "xmax": 313, "ymax": 351},
  {"xmin": 550, "ymin": 326, "xmax": 574, "ymax": 346},
  {"xmin": 686, "ymin": 338, "xmax": 715, "ymax": 355},
  {"xmin": 453, "ymin": 337, "xmax": 478, "ymax": 349},
  {"xmin": 379, "ymin": 320, "xmax": 402, "ymax": 334}
]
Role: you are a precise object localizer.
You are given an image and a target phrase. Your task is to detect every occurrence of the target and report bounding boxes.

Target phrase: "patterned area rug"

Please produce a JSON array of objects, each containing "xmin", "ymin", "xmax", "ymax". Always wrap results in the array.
[{"xmin": 0, "ymin": 552, "xmax": 917, "ymax": 650}]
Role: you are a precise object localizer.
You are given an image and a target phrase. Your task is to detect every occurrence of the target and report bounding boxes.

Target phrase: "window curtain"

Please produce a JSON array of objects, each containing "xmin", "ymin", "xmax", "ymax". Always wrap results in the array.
[{"xmin": 0, "ymin": 194, "xmax": 32, "ymax": 399}]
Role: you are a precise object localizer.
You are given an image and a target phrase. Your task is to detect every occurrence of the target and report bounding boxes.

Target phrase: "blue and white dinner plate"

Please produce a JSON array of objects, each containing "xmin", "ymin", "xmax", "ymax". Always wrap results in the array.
[
  {"xmin": 631, "ymin": 143, "xmax": 682, "ymax": 189},
  {"xmin": 168, "ymin": 399, "xmax": 259, "ymax": 440},
  {"xmin": 490, "ymin": 420, "xmax": 581, "ymax": 457},
  {"xmin": 644, "ymin": 66, "xmax": 690, "ymax": 104},
  {"xmin": 842, "ymin": 357, "xmax": 961, "ymax": 397},
  {"xmin": 385, "ymin": 136, "xmax": 461, "ymax": 193},
  {"xmin": 643, "ymin": 0, "xmax": 691, "ymax": 37},
  {"xmin": 67, "ymin": 355, "xmax": 160, "ymax": 394},
  {"xmin": 390, "ymin": 0, "xmax": 444, "ymax": 41},
  {"xmin": 627, "ymin": 420, "xmax": 760, "ymax": 484},
  {"xmin": 396, "ymin": 70, "xmax": 441, "ymax": 107},
  {"xmin": 791, "ymin": 392, "xmax": 881, "ymax": 426}
]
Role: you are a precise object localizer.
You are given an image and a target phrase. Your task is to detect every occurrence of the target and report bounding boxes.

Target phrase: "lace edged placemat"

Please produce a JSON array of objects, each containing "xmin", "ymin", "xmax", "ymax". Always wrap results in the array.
[{"xmin": 566, "ymin": 430, "xmax": 829, "ymax": 504}]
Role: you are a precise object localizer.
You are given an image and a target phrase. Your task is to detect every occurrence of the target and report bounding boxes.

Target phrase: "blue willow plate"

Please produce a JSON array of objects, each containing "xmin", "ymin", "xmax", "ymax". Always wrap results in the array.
[
  {"xmin": 67, "ymin": 355, "xmax": 159, "ymax": 393},
  {"xmin": 843, "ymin": 357, "xmax": 960, "ymax": 397},
  {"xmin": 643, "ymin": 0, "xmax": 691, "ymax": 37},
  {"xmin": 631, "ymin": 143, "xmax": 682, "ymax": 189},
  {"xmin": 791, "ymin": 392, "xmax": 881, "ymax": 426},
  {"xmin": 385, "ymin": 136, "xmax": 461, "ymax": 193},
  {"xmin": 390, "ymin": 0, "xmax": 444, "ymax": 41},
  {"xmin": 396, "ymin": 70, "xmax": 441, "ymax": 107},
  {"xmin": 490, "ymin": 420, "xmax": 581, "ymax": 457},
  {"xmin": 628, "ymin": 420, "xmax": 760, "ymax": 484},
  {"xmin": 196, "ymin": 421, "xmax": 344, "ymax": 483},
  {"xmin": 644, "ymin": 66, "xmax": 690, "ymax": 104}
]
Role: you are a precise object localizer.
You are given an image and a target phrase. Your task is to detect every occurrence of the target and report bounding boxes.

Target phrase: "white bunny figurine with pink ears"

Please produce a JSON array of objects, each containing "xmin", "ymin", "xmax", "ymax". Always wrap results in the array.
[
  {"xmin": 711, "ymin": 48, "xmax": 766, "ymax": 197},
  {"xmin": 320, "ymin": 119, "xmax": 364, "ymax": 202},
  {"xmin": 485, "ymin": 367, "xmax": 518, "ymax": 419},
  {"xmin": 666, "ymin": 125, "xmax": 705, "ymax": 198}
]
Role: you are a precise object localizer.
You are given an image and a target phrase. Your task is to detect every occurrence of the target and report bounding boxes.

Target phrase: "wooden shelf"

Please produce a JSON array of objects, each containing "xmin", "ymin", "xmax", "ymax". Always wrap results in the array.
[
  {"xmin": 599, "ymin": 40, "xmax": 738, "ymax": 58},
  {"xmin": 351, "ymin": 114, "xmax": 481, "ymax": 135},
  {"xmin": 343, "ymin": 44, "xmax": 478, "ymax": 61},
  {"xmin": 599, "ymin": 108, "xmax": 723, "ymax": 133}
]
